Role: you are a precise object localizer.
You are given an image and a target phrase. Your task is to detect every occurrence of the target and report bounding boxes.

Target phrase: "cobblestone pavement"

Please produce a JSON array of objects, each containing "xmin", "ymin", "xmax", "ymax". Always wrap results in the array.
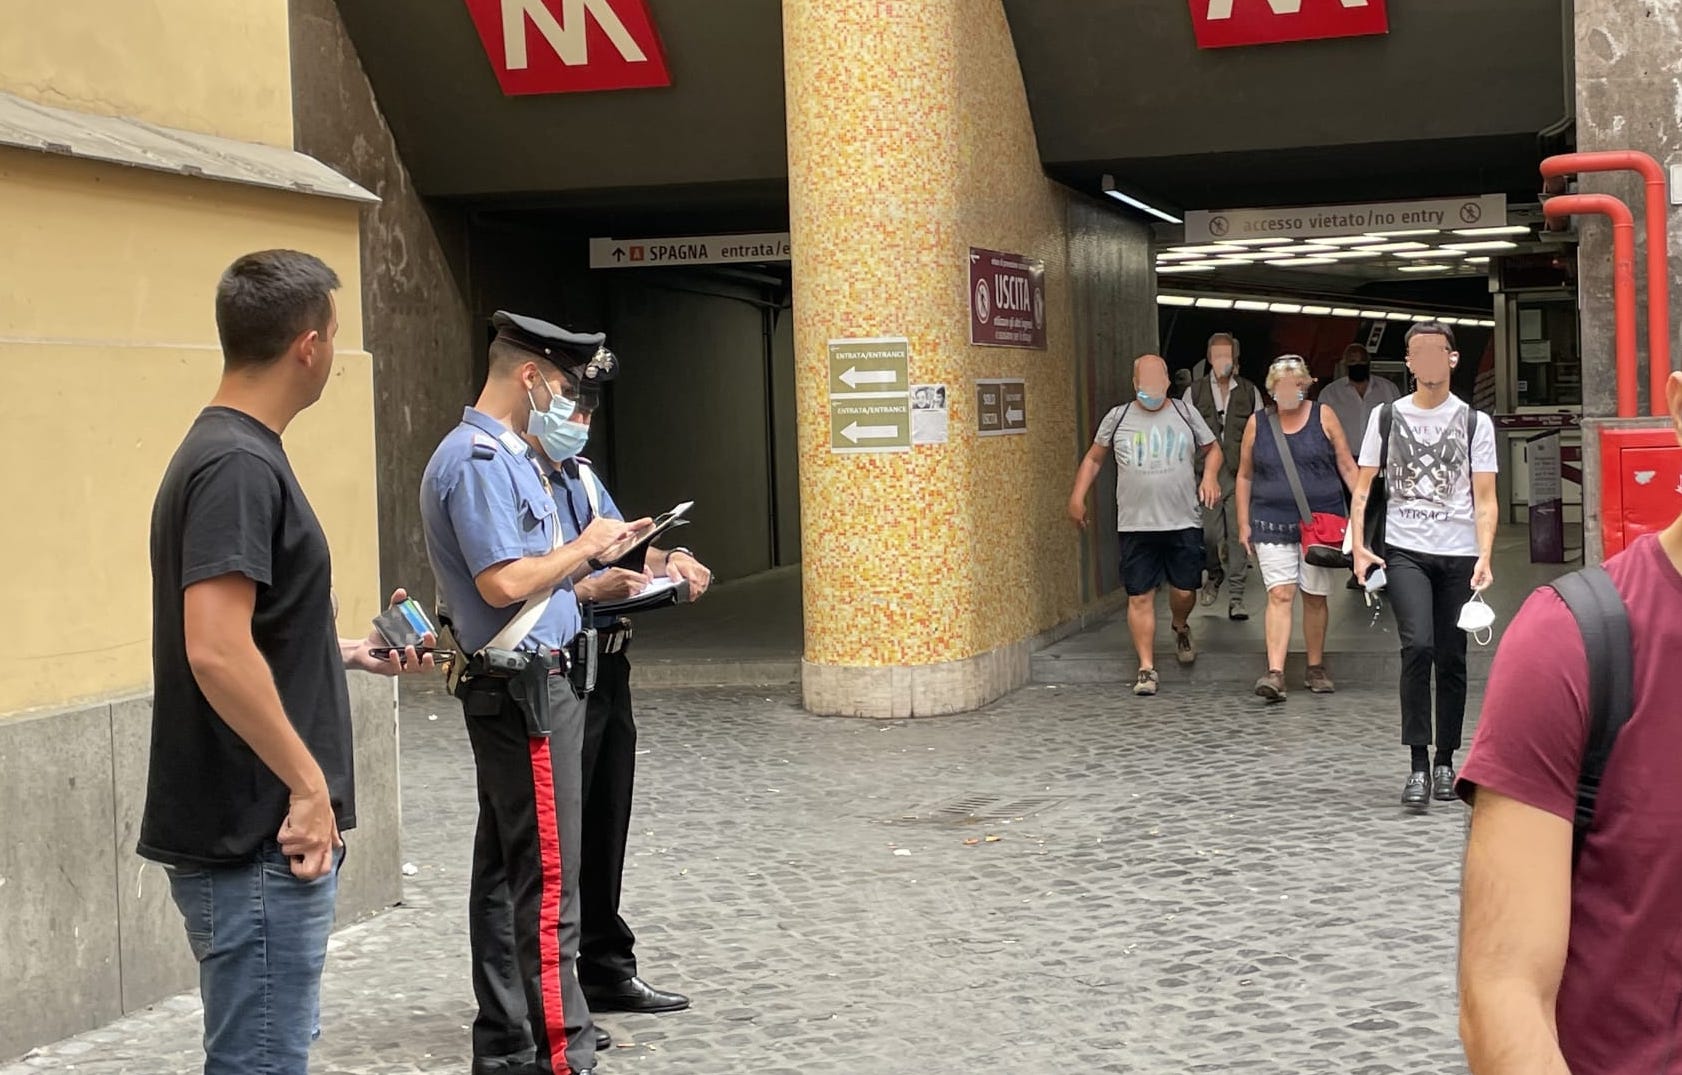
[{"xmin": 6, "ymin": 679, "xmax": 1479, "ymax": 1075}]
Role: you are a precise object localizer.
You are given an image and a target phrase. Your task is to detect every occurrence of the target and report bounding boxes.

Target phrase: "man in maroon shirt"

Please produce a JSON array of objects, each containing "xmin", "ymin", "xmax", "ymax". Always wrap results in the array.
[{"xmin": 1456, "ymin": 370, "xmax": 1682, "ymax": 1074}]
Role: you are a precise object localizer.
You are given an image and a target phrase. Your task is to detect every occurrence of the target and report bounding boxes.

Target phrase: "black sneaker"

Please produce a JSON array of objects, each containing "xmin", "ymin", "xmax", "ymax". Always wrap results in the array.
[
  {"xmin": 1401, "ymin": 771, "xmax": 1430, "ymax": 810},
  {"xmin": 1432, "ymin": 765, "xmax": 1457, "ymax": 802}
]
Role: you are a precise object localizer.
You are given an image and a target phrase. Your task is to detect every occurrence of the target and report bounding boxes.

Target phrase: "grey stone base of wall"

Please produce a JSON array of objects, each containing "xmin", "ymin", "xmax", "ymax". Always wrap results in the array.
[
  {"xmin": 0, "ymin": 673, "xmax": 402, "ymax": 1062},
  {"xmin": 801, "ymin": 592, "xmax": 1128, "ymax": 718}
]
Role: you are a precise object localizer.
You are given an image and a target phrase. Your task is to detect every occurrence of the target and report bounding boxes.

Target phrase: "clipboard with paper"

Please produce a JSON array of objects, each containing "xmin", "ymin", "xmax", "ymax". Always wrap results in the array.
[
  {"xmin": 599, "ymin": 501, "xmax": 692, "ymax": 572},
  {"xmin": 585, "ymin": 500, "xmax": 696, "ymax": 617}
]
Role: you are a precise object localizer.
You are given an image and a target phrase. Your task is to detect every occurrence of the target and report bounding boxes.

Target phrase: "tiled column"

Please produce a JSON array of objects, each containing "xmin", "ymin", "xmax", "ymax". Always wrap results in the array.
[{"xmin": 783, "ymin": 0, "xmax": 1082, "ymax": 717}]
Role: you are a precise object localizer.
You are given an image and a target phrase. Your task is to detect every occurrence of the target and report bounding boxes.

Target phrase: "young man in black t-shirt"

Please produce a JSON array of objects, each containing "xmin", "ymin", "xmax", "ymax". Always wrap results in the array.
[{"xmin": 143, "ymin": 250, "xmax": 431, "ymax": 1075}]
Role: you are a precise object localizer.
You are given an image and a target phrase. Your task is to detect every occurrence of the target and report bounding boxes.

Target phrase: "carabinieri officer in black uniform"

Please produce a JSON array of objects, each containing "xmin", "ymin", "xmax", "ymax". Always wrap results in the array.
[
  {"xmin": 420, "ymin": 311, "xmax": 650, "ymax": 1075},
  {"xmin": 534, "ymin": 359, "xmax": 713, "ymax": 1022}
]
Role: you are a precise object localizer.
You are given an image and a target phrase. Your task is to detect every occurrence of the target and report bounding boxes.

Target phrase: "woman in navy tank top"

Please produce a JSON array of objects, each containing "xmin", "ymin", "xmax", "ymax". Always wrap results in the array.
[{"xmin": 1236, "ymin": 356, "xmax": 1362, "ymax": 702}]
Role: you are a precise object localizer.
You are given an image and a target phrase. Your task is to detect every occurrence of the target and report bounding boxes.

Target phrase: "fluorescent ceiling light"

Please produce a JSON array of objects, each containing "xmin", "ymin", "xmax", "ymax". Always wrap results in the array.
[
  {"xmin": 1105, "ymin": 188, "xmax": 1182, "ymax": 224},
  {"xmin": 1465, "ymin": 256, "xmax": 1491, "ymax": 265},
  {"xmin": 1228, "ymin": 238, "xmax": 1294, "ymax": 246},
  {"xmin": 1452, "ymin": 226, "xmax": 1530, "ymax": 236},
  {"xmin": 1359, "ymin": 310, "xmax": 1389, "ymax": 319},
  {"xmin": 1171, "ymin": 244, "xmax": 1247, "ymax": 255},
  {"xmin": 1156, "ymin": 251, "xmax": 1203, "ymax": 261},
  {"xmin": 1332, "ymin": 307, "xmax": 1361, "ymax": 317},
  {"xmin": 1234, "ymin": 300, "xmax": 1270, "ymax": 311},
  {"xmin": 1195, "ymin": 297, "xmax": 1236, "ymax": 309},
  {"xmin": 1365, "ymin": 241, "xmax": 1430, "ymax": 253},
  {"xmin": 1291, "ymin": 258, "xmax": 1337, "ymax": 266},
  {"xmin": 1263, "ymin": 258, "xmax": 1304, "ymax": 266},
  {"xmin": 1411, "ymin": 314, "xmax": 1436, "ymax": 322},
  {"xmin": 1157, "ymin": 264, "xmax": 1218, "ymax": 274},
  {"xmin": 1398, "ymin": 264, "xmax": 1452, "ymax": 273},
  {"xmin": 1368, "ymin": 229, "xmax": 1441, "ymax": 237},
  {"xmin": 1477, "ymin": 319, "xmax": 1497, "ymax": 327},
  {"xmin": 1397, "ymin": 248, "xmax": 1463, "ymax": 259},
  {"xmin": 1156, "ymin": 294, "xmax": 1197, "ymax": 305},
  {"xmin": 1456, "ymin": 240, "xmax": 1519, "ymax": 251},
  {"xmin": 1283, "ymin": 245, "xmax": 1339, "ymax": 255},
  {"xmin": 1320, "ymin": 235, "xmax": 1386, "ymax": 245},
  {"xmin": 1269, "ymin": 303, "xmax": 1304, "ymax": 314},
  {"xmin": 1186, "ymin": 258, "xmax": 1248, "ymax": 267},
  {"xmin": 1384, "ymin": 311, "xmax": 1417, "ymax": 320},
  {"xmin": 1326, "ymin": 250, "xmax": 1383, "ymax": 260}
]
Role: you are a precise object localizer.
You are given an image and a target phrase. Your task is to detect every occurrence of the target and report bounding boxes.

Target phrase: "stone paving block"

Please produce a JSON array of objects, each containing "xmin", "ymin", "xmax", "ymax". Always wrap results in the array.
[{"xmin": 3, "ymin": 680, "xmax": 1480, "ymax": 1073}]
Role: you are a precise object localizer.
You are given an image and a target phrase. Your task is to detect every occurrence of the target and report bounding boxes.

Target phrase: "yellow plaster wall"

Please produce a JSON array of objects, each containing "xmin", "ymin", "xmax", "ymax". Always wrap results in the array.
[
  {"xmin": 0, "ymin": 151, "xmax": 378, "ymax": 716},
  {"xmin": 0, "ymin": 0, "xmax": 295, "ymax": 147},
  {"xmin": 786, "ymin": 0, "xmax": 1082, "ymax": 668}
]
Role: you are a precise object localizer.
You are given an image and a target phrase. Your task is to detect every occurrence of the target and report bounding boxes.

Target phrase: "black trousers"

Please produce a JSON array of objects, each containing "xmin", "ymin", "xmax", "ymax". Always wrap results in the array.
[
  {"xmin": 462, "ymin": 676, "xmax": 594, "ymax": 1075},
  {"xmin": 1385, "ymin": 547, "xmax": 1476, "ymax": 753},
  {"xmin": 579, "ymin": 652, "xmax": 639, "ymax": 987}
]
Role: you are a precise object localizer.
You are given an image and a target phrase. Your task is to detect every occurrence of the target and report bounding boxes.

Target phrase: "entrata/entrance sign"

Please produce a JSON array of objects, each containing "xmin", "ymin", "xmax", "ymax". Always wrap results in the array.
[
  {"xmin": 969, "ymin": 248, "xmax": 1046, "ymax": 350},
  {"xmin": 588, "ymin": 232, "xmax": 790, "ymax": 269},
  {"xmin": 464, "ymin": 0, "xmax": 671, "ymax": 96},
  {"xmin": 1189, "ymin": 0, "xmax": 1389, "ymax": 50},
  {"xmin": 828, "ymin": 338, "xmax": 912, "ymax": 455}
]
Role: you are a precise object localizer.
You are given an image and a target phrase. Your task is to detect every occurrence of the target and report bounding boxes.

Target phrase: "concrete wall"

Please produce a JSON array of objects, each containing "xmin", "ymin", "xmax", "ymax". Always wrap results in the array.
[
  {"xmin": 289, "ymin": 0, "xmax": 476, "ymax": 609},
  {"xmin": 1572, "ymin": 0, "xmax": 1682, "ymax": 422},
  {"xmin": 1065, "ymin": 195, "xmax": 1158, "ymax": 603},
  {"xmin": 0, "ymin": 675, "xmax": 398, "ymax": 1061}
]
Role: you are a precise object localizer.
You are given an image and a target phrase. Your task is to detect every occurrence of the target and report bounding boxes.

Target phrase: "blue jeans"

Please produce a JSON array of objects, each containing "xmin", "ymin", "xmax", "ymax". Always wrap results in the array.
[{"xmin": 166, "ymin": 841, "xmax": 342, "ymax": 1075}]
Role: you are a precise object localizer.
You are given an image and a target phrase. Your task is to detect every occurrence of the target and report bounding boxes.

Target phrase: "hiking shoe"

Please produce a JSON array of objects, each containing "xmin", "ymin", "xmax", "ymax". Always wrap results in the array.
[
  {"xmin": 1254, "ymin": 669, "xmax": 1286, "ymax": 703},
  {"xmin": 1132, "ymin": 668, "xmax": 1160, "ymax": 696},
  {"xmin": 1228, "ymin": 598, "xmax": 1249, "ymax": 621},
  {"xmin": 1200, "ymin": 575, "xmax": 1221, "ymax": 607},
  {"xmin": 1305, "ymin": 665, "xmax": 1335, "ymax": 693},
  {"xmin": 1172, "ymin": 623, "xmax": 1196, "ymax": 665}
]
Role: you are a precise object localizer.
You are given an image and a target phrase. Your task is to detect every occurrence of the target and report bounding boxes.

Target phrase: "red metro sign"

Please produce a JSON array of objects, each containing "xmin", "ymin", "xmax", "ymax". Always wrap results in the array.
[
  {"xmin": 463, "ymin": 0, "xmax": 671, "ymax": 95},
  {"xmin": 1189, "ymin": 0, "xmax": 1390, "ymax": 49}
]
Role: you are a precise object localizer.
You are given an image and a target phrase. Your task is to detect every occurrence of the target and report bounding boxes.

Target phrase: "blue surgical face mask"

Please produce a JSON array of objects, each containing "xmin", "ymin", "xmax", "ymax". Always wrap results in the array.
[
  {"xmin": 527, "ymin": 380, "xmax": 589, "ymax": 460},
  {"xmin": 1137, "ymin": 390, "xmax": 1165, "ymax": 409}
]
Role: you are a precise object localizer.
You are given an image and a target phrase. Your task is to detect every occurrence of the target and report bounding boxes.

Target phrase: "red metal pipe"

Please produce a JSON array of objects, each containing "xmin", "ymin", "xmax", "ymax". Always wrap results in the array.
[
  {"xmin": 1541, "ymin": 151, "xmax": 1672, "ymax": 415},
  {"xmin": 1545, "ymin": 194, "xmax": 1638, "ymax": 417}
]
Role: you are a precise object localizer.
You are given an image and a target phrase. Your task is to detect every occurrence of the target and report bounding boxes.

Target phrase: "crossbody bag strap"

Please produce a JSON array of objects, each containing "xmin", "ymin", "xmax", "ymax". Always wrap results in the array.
[
  {"xmin": 485, "ymin": 444, "xmax": 566, "ymax": 653},
  {"xmin": 578, "ymin": 461, "xmax": 603, "ymax": 519},
  {"xmin": 1266, "ymin": 409, "xmax": 1314, "ymax": 524}
]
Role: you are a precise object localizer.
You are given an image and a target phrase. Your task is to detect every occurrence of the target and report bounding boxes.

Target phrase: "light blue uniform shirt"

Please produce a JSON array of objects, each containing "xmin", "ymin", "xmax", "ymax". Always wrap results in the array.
[{"xmin": 420, "ymin": 407, "xmax": 581, "ymax": 654}]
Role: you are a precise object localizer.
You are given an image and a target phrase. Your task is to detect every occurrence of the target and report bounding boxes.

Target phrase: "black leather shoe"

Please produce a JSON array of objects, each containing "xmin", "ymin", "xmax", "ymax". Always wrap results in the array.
[
  {"xmin": 595, "ymin": 1025, "xmax": 612, "ymax": 1051},
  {"xmin": 1433, "ymin": 765, "xmax": 1457, "ymax": 802},
  {"xmin": 1401, "ymin": 771, "xmax": 1430, "ymax": 810},
  {"xmin": 584, "ymin": 976, "xmax": 690, "ymax": 1014}
]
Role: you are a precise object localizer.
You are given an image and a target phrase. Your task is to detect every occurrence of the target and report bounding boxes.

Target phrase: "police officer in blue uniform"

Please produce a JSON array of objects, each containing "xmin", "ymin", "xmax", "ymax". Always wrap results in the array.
[
  {"xmin": 420, "ymin": 311, "xmax": 649, "ymax": 1075},
  {"xmin": 538, "ymin": 378, "xmax": 714, "ymax": 1021}
]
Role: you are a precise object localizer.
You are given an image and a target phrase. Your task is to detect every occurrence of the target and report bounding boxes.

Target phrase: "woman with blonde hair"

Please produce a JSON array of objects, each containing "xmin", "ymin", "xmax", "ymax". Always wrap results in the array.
[{"xmin": 1235, "ymin": 355, "xmax": 1361, "ymax": 702}]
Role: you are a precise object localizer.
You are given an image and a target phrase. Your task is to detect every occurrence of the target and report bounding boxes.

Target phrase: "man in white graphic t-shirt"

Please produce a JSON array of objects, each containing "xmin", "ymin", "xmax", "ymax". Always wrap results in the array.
[{"xmin": 1349, "ymin": 322, "xmax": 1499, "ymax": 811}]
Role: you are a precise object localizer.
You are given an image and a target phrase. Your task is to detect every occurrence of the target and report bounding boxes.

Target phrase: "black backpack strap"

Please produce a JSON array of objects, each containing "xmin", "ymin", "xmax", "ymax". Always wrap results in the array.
[
  {"xmin": 1378, "ymin": 402, "xmax": 1393, "ymax": 470},
  {"xmin": 1548, "ymin": 567, "xmax": 1634, "ymax": 869}
]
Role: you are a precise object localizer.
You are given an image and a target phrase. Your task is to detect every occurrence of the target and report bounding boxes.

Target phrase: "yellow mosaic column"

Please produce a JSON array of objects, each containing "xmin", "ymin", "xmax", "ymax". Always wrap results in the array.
[{"xmin": 785, "ymin": 0, "xmax": 1083, "ymax": 716}]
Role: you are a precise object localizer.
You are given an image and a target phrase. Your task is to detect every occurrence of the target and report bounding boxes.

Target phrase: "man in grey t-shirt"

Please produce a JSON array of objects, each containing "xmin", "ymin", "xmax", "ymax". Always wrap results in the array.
[{"xmin": 1068, "ymin": 355, "xmax": 1222, "ymax": 696}]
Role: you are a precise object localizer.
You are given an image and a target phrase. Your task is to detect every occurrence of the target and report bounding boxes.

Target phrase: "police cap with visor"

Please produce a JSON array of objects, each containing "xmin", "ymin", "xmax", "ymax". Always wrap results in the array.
[{"xmin": 491, "ymin": 310, "xmax": 619, "ymax": 411}]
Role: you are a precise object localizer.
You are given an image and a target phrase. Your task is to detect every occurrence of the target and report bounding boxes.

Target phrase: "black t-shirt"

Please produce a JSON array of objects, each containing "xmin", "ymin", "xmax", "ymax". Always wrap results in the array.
[{"xmin": 139, "ymin": 407, "xmax": 355, "ymax": 866}]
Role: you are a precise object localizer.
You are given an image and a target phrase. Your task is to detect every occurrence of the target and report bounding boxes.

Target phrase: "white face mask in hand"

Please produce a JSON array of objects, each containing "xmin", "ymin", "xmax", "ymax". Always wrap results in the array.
[{"xmin": 1457, "ymin": 592, "xmax": 1496, "ymax": 646}]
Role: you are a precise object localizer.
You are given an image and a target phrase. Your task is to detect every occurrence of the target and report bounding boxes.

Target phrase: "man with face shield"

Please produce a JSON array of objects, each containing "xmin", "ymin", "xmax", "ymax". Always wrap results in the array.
[
  {"xmin": 420, "ymin": 311, "xmax": 652, "ymax": 1075},
  {"xmin": 1069, "ymin": 354, "xmax": 1223, "ymax": 696},
  {"xmin": 1185, "ymin": 333, "xmax": 1265, "ymax": 621}
]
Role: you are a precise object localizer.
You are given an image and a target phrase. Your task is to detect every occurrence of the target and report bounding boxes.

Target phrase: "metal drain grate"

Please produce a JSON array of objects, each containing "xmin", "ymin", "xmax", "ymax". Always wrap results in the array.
[{"xmin": 897, "ymin": 793, "xmax": 1067, "ymax": 825}]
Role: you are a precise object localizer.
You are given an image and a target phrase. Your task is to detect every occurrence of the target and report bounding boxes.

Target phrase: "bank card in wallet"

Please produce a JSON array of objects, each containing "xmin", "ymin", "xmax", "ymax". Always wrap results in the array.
[
  {"xmin": 372, "ymin": 598, "xmax": 436, "ymax": 650},
  {"xmin": 606, "ymin": 500, "xmax": 693, "ymax": 572}
]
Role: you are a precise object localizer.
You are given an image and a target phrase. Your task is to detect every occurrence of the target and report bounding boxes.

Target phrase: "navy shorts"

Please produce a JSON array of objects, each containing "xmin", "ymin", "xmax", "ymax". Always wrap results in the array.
[{"xmin": 1117, "ymin": 528, "xmax": 1205, "ymax": 596}]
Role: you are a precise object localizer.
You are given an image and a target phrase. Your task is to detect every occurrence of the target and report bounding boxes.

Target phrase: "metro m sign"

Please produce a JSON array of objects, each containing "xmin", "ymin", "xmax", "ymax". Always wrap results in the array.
[
  {"xmin": 464, "ymin": 0, "xmax": 671, "ymax": 95},
  {"xmin": 1189, "ymin": 0, "xmax": 1389, "ymax": 49}
]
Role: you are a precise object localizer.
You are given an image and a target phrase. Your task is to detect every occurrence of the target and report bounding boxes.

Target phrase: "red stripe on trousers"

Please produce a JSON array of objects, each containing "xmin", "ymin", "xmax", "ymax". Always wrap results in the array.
[{"xmin": 528, "ymin": 738, "xmax": 572, "ymax": 1073}]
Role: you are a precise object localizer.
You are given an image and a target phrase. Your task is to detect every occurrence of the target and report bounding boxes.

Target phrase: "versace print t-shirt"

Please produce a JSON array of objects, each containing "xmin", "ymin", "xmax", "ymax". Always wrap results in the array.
[{"xmin": 1358, "ymin": 394, "xmax": 1498, "ymax": 558}]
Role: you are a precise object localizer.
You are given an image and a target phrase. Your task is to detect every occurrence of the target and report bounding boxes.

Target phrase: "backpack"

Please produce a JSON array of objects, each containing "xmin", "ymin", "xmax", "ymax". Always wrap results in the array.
[{"xmin": 1548, "ymin": 566, "xmax": 1635, "ymax": 870}]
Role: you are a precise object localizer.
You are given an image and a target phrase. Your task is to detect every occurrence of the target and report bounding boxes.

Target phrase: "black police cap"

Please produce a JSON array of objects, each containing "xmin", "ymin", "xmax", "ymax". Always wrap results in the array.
[{"xmin": 490, "ymin": 310, "xmax": 605, "ymax": 368}]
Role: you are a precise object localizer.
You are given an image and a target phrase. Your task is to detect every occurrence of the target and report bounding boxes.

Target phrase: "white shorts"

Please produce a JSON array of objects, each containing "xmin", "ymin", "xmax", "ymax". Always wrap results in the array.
[{"xmin": 1255, "ymin": 542, "xmax": 1339, "ymax": 597}]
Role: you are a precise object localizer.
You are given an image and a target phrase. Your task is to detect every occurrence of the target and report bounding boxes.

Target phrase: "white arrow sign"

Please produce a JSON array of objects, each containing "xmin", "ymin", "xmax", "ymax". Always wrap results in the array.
[
  {"xmin": 841, "ymin": 422, "xmax": 900, "ymax": 443},
  {"xmin": 839, "ymin": 367, "xmax": 898, "ymax": 389},
  {"xmin": 1005, "ymin": 408, "xmax": 1024, "ymax": 423}
]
